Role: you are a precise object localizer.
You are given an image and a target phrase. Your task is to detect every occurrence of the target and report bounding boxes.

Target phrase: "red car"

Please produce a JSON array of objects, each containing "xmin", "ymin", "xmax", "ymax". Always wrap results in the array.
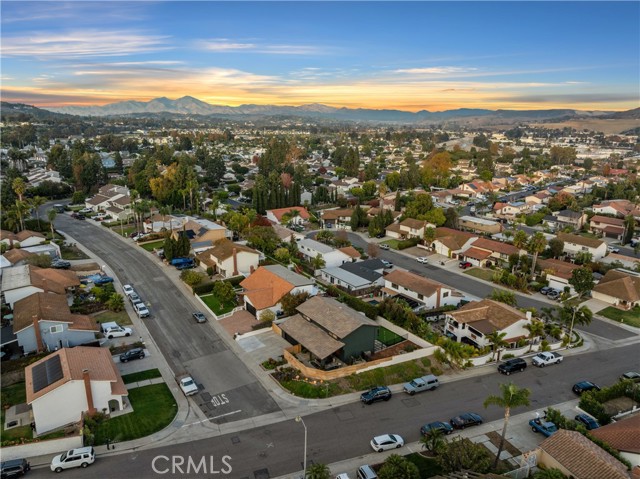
[{"xmin": 459, "ymin": 261, "xmax": 472, "ymax": 269}]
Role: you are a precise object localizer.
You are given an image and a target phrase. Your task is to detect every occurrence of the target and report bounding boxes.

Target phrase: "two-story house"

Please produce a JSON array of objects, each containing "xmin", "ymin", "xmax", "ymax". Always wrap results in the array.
[
  {"xmin": 319, "ymin": 208, "xmax": 354, "ymax": 229},
  {"xmin": 320, "ymin": 259, "xmax": 385, "ymax": 296},
  {"xmin": 557, "ymin": 232, "xmax": 607, "ymax": 260},
  {"xmin": 538, "ymin": 258, "xmax": 582, "ymax": 295},
  {"xmin": 553, "ymin": 209, "xmax": 587, "ymax": 231},
  {"xmin": 385, "ymin": 218, "xmax": 433, "ymax": 240},
  {"xmin": 591, "ymin": 269, "xmax": 640, "ymax": 310},
  {"xmin": 2, "ymin": 265, "xmax": 80, "ymax": 308},
  {"xmin": 431, "ymin": 227, "xmax": 477, "ymax": 258},
  {"xmin": 297, "ymin": 238, "xmax": 352, "ymax": 269},
  {"xmin": 383, "ymin": 269, "xmax": 459, "ymax": 311},
  {"xmin": 196, "ymin": 239, "xmax": 260, "ymax": 278},
  {"xmin": 265, "ymin": 206, "xmax": 310, "ymax": 226},
  {"xmin": 589, "ymin": 215, "xmax": 626, "ymax": 240},
  {"xmin": 171, "ymin": 218, "xmax": 230, "ymax": 254}
]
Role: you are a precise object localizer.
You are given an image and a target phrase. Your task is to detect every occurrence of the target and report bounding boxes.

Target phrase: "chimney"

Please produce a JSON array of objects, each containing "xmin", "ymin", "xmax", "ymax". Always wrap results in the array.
[
  {"xmin": 232, "ymin": 248, "xmax": 239, "ymax": 276},
  {"xmin": 82, "ymin": 369, "xmax": 97, "ymax": 416},
  {"xmin": 32, "ymin": 316, "xmax": 44, "ymax": 353}
]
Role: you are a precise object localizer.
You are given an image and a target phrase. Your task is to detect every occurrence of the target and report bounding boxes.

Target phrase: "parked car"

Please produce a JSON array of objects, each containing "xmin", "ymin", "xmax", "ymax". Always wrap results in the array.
[
  {"xmin": 607, "ymin": 246, "xmax": 620, "ymax": 254},
  {"xmin": 546, "ymin": 290, "xmax": 561, "ymax": 300},
  {"xmin": 192, "ymin": 311, "xmax": 207, "ymax": 323},
  {"xmin": 178, "ymin": 375, "xmax": 199, "ymax": 396},
  {"xmin": 416, "ymin": 257, "xmax": 429, "ymax": 264},
  {"xmin": 119, "ymin": 348, "xmax": 145, "ymax": 363},
  {"xmin": 129, "ymin": 293, "xmax": 141, "ymax": 304},
  {"xmin": 458, "ymin": 261, "xmax": 472, "ymax": 269},
  {"xmin": 575, "ymin": 413, "xmax": 600, "ymax": 430},
  {"xmin": 540, "ymin": 286, "xmax": 552, "ymax": 295},
  {"xmin": 51, "ymin": 259, "xmax": 71, "ymax": 269},
  {"xmin": 93, "ymin": 275, "xmax": 113, "ymax": 285},
  {"xmin": 1, "ymin": 458, "xmax": 30, "ymax": 478},
  {"xmin": 620, "ymin": 371, "xmax": 640, "ymax": 383},
  {"xmin": 497, "ymin": 358, "xmax": 527, "ymax": 375},
  {"xmin": 529, "ymin": 418, "xmax": 558, "ymax": 437},
  {"xmin": 79, "ymin": 208, "xmax": 92, "ymax": 214},
  {"xmin": 402, "ymin": 374, "xmax": 439, "ymax": 395},
  {"xmin": 134, "ymin": 302, "xmax": 150, "ymax": 318},
  {"xmin": 176, "ymin": 260, "xmax": 195, "ymax": 270},
  {"xmin": 50, "ymin": 447, "xmax": 95, "ymax": 473},
  {"xmin": 381, "ymin": 260, "xmax": 393, "ymax": 268},
  {"xmin": 450, "ymin": 413, "xmax": 483, "ymax": 429},
  {"xmin": 360, "ymin": 386, "xmax": 392, "ymax": 405},
  {"xmin": 572, "ymin": 381, "xmax": 601, "ymax": 395},
  {"xmin": 532, "ymin": 352, "xmax": 563, "ymax": 367},
  {"xmin": 370, "ymin": 434, "xmax": 404, "ymax": 452},
  {"xmin": 420, "ymin": 421, "xmax": 453, "ymax": 436},
  {"xmin": 101, "ymin": 322, "xmax": 132, "ymax": 339},
  {"xmin": 375, "ymin": 233, "xmax": 385, "ymax": 238},
  {"xmin": 122, "ymin": 284, "xmax": 135, "ymax": 297},
  {"xmin": 379, "ymin": 244, "xmax": 390, "ymax": 250}
]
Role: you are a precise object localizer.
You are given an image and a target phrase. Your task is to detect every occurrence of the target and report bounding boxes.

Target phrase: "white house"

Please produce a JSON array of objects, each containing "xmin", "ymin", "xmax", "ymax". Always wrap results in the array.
[
  {"xmin": 445, "ymin": 299, "xmax": 534, "ymax": 349},
  {"xmin": 538, "ymin": 259, "xmax": 581, "ymax": 295},
  {"xmin": 431, "ymin": 228, "xmax": 477, "ymax": 258},
  {"xmin": 383, "ymin": 269, "xmax": 459, "ymax": 311},
  {"xmin": 297, "ymin": 238, "xmax": 352, "ymax": 269},
  {"xmin": 1, "ymin": 265, "xmax": 79, "ymax": 308},
  {"xmin": 25, "ymin": 347, "xmax": 128, "ymax": 435},
  {"xmin": 320, "ymin": 259, "xmax": 385, "ymax": 295},
  {"xmin": 556, "ymin": 232, "xmax": 607, "ymax": 260},
  {"xmin": 196, "ymin": 239, "xmax": 259, "ymax": 278},
  {"xmin": 0, "ymin": 230, "xmax": 46, "ymax": 249},
  {"xmin": 265, "ymin": 206, "xmax": 310, "ymax": 226}
]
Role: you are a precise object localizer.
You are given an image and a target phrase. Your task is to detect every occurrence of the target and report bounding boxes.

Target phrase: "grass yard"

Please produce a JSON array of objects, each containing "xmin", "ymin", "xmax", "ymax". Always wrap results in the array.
[
  {"xmin": 1, "ymin": 382, "xmax": 30, "ymax": 443},
  {"xmin": 377, "ymin": 326, "xmax": 405, "ymax": 347},
  {"xmin": 140, "ymin": 240, "xmax": 165, "ymax": 252},
  {"xmin": 278, "ymin": 379, "xmax": 344, "ymax": 398},
  {"xmin": 92, "ymin": 383, "xmax": 177, "ymax": 445},
  {"xmin": 94, "ymin": 310, "xmax": 132, "ymax": 326},
  {"xmin": 111, "ymin": 225, "xmax": 136, "ymax": 237},
  {"xmin": 405, "ymin": 452, "xmax": 443, "ymax": 478},
  {"xmin": 121, "ymin": 369, "xmax": 162, "ymax": 384},
  {"xmin": 381, "ymin": 239, "xmax": 400, "ymax": 250},
  {"xmin": 464, "ymin": 268, "xmax": 495, "ymax": 281},
  {"xmin": 60, "ymin": 243, "xmax": 90, "ymax": 260},
  {"xmin": 199, "ymin": 294, "xmax": 235, "ymax": 315},
  {"xmin": 599, "ymin": 306, "xmax": 640, "ymax": 328}
]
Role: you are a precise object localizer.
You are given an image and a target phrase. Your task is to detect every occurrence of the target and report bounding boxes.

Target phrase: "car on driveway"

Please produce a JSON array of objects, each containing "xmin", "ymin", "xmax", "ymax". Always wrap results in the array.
[
  {"xmin": 450, "ymin": 413, "xmax": 483, "ymax": 429},
  {"xmin": 546, "ymin": 289, "xmax": 561, "ymax": 300},
  {"xmin": 540, "ymin": 286, "xmax": 552, "ymax": 295},
  {"xmin": 51, "ymin": 259, "xmax": 71, "ymax": 269},
  {"xmin": 360, "ymin": 386, "xmax": 392, "ymax": 405},
  {"xmin": 119, "ymin": 348, "xmax": 145, "ymax": 363},
  {"xmin": 607, "ymin": 246, "xmax": 620, "ymax": 254},
  {"xmin": 193, "ymin": 311, "xmax": 207, "ymax": 323},
  {"xmin": 497, "ymin": 358, "xmax": 527, "ymax": 375},
  {"xmin": 529, "ymin": 418, "xmax": 558, "ymax": 437},
  {"xmin": 572, "ymin": 380, "xmax": 601, "ymax": 395},
  {"xmin": 416, "ymin": 257, "xmax": 429, "ymax": 264},
  {"xmin": 101, "ymin": 322, "xmax": 132, "ymax": 339},
  {"xmin": 420, "ymin": 421, "xmax": 453, "ymax": 436},
  {"xmin": 93, "ymin": 275, "xmax": 113, "ymax": 285},
  {"xmin": 458, "ymin": 261, "xmax": 472, "ymax": 269},
  {"xmin": 370, "ymin": 434, "xmax": 404, "ymax": 452},
  {"xmin": 575, "ymin": 413, "xmax": 600, "ymax": 430}
]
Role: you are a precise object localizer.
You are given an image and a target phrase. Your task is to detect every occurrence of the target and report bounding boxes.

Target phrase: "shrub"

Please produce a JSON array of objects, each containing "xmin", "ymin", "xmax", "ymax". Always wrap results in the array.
[
  {"xmin": 430, "ymin": 366, "xmax": 443, "ymax": 376},
  {"xmin": 397, "ymin": 237, "xmax": 421, "ymax": 250},
  {"xmin": 180, "ymin": 270, "xmax": 205, "ymax": 287},
  {"xmin": 502, "ymin": 353, "xmax": 515, "ymax": 359}
]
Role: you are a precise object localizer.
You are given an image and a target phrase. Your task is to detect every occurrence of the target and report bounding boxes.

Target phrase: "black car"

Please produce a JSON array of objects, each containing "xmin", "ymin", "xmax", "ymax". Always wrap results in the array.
[
  {"xmin": 420, "ymin": 421, "xmax": 453, "ymax": 436},
  {"xmin": 572, "ymin": 381, "xmax": 601, "ymax": 395},
  {"xmin": 497, "ymin": 358, "xmax": 527, "ymax": 375},
  {"xmin": 119, "ymin": 348, "xmax": 145, "ymax": 363},
  {"xmin": 575, "ymin": 413, "xmax": 600, "ymax": 430},
  {"xmin": 450, "ymin": 413, "xmax": 483, "ymax": 429},
  {"xmin": 1, "ymin": 458, "xmax": 30, "ymax": 478},
  {"xmin": 360, "ymin": 386, "xmax": 392, "ymax": 405}
]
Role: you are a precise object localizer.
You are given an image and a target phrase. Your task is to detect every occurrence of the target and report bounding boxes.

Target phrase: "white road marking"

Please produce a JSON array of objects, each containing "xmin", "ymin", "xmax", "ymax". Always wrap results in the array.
[{"xmin": 180, "ymin": 410, "xmax": 242, "ymax": 428}]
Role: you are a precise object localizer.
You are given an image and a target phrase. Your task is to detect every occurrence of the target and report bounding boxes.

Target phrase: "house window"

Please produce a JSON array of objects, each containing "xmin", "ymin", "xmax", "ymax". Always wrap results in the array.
[
  {"xmin": 391, "ymin": 283, "xmax": 398, "ymax": 289},
  {"xmin": 418, "ymin": 294, "xmax": 424, "ymax": 300},
  {"xmin": 50, "ymin": 325, "xmax": 63, "ymax": 334},
  {"xmin": 443, "ymin": 292, "xmax": 449, "ymax": 298}
]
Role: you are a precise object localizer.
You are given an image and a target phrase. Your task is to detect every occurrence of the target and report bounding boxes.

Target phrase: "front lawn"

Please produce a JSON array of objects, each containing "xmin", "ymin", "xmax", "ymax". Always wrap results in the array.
[
  {"xmin": 111, "ymin": 225, "xmax": 136, "ymax": 237},
  {"xmin": 91, "ymin": 383, "xmax": 177, "ymax": 445},
  {"xmin": 121, "ymin": 369, "xmax": 162, "ymax": 384},
  {"xmin": 140, "ymin": 240, "xmax": 165, "ymax": 252},
  {"xmin": 60, "ymin": 243, "xmax": 90, "ymax": 260},
  {"xmin": 600, "ymin": 306, "xmax": 640, "ymax": 328},
  {"xmin": 1, "ymin": 382, "xmax": 29, "ymax": 443},
  {"xmin": 381, "ymin": 239, "xmax": 400, "ymax": 250},
  {"xmin": 199, "ymin": 294, "xmax": 235, "ymax": 315},
  {"xmin": 94, "ymin": 310, "xmax": 132, "ymax": 326},
  {"xmin": 464, "ymin": 268, "xmax": 495, "ymax": 281}
]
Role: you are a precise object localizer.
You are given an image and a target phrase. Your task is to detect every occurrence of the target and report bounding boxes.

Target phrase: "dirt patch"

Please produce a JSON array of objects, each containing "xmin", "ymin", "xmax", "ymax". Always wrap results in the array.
[
  {"xmin": 485, "ymin": 430, "xmax": 521, "ymax": 457},
  {"xmin": 602, "ymin": 397, "xmax": 639, "ymax": 416},
  {"xmin": 370, "ymin": 340, "xmax": 420, "ymax": 360},
  {"xmin": 70, "ymin": 262, "xmax": 100, "ymax": 272}
]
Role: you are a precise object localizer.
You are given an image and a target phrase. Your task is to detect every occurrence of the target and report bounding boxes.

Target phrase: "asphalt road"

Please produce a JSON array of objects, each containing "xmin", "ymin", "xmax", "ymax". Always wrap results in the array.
[
  {"xmin": 29, "ymin": 343, "xmax": 640, "ymax": 479},
  {"xmin": 54, "ymin": 212, "xmax": 280, "ymax": 423}
]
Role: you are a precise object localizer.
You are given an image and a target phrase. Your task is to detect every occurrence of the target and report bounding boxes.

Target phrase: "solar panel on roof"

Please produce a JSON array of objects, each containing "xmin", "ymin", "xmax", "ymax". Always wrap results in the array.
[{"xmin": 32, "ymin": 355, "xmax": 64, "ymax": 393}]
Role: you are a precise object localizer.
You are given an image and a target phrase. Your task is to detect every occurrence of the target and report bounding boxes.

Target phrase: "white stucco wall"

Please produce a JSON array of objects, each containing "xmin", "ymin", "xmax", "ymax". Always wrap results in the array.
[
  {"xmin": 4, "ymin": 286, "xmax": 43, "ymax": 308},
  {"xmin": 219, "ymin": 251, "xmax": 259, "ymax": 277}
]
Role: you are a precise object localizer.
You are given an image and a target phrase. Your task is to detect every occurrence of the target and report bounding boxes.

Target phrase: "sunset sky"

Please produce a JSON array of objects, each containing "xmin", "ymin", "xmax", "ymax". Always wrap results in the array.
[{"xmin": 1, "ymin": 1, "xmax": 639, "ymax": 111}]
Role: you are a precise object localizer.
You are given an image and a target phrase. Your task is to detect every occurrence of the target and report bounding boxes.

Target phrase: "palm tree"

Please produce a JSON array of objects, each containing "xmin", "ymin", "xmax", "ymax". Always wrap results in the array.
[
  {"xmin": 483, "ymin": 382, "xmax": 531, "ymax": 469},
  {"xmin": 560, "ymin": 305, "xmax": 593, "ymax": 343},
  {"xmin": 485, "ymin": 331, "xmax": 508, "ymax": 361},
  {"xmin": 47, "ymin": 208, "xmax": 57, "ymax": 239},
  {"xmin": 438, "ymin": 338, "xmax": 474, "ymax": 369},
  {"xmin": 524, "ymin": 319, "xmax": 545, "ymax": 352},
  {"xmin": 512, "ymin": 230, "xmax": 528, "ymax": 250},
  {"xmin": 305, "ymin": 463, "xmax": 331, "ymax": 479},
  {"xmin": 533, "ymin": 468, "xmax": 568, "ymax": 479},
  {"xmin": 545, "ymin": 323, "xmax": 563, "ymax": 340},
  {"xmin": 12, "ymin": 177, "xmax": 26, "ymax": 202},
  {"xmin": 30, "ymin": 196, "xmax": 47, "ymax": 230},
  {"xmin": 311, "ymin": 253, "xmax": 326, "ymax": 270},
  {"xmin": 420, "ymin": 428, "xmax": 446, "ymax": 454},
  {"xmin": 14, "ymin": 200, "xmax": 30, "ymax": 231},
  {"xmin": 2, "ymin": 206, "xmax": 21, "ymax": 232},
  {"xmin": 527, "ymin": 232, "xmax": 547, "ymax": 279}
]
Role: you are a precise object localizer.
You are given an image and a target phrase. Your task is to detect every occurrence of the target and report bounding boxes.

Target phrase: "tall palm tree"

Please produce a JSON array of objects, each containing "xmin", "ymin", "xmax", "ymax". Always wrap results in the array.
[
  {"xmin": 485, "ymin": 331, "xmax": 508, "ymax": 361},
  {"xmin": 484, "ymin": 382, "xmax": 531, "ymax": 469},
  {"xmin": 561, "ymin": 305, "xmax": 593, "ymax": 343},
  {"xmin": 30, "ymin": 196, "xmax": 47, "ymax": 230},
  {"xmin": 524, "ymin": 319, "xmax": 545, "ymax": 352},
  {"xmin": 2, "ymin": 206, "xmax": 21, "ymax": 232},
  {"xmin": 14, "ymin": 200, "xmax": 30, "ymax": 231},
  {"xmin": 47, "ymin": 208, "xmax": 57, "ymax": 239},
  {"xmin": 420, "ymin": 428, "xmax": 446, "ymax": 454},
  {"xmin": 512, "ymin": 230, "xmax": 528, "ymax": 250},
  {"xmin": 527, "ymin": 232, "xmax": 547, "ymax": 279},
  {"xmin": 12, "ymin": 177, "xmax": 26, "ymax": 202}
]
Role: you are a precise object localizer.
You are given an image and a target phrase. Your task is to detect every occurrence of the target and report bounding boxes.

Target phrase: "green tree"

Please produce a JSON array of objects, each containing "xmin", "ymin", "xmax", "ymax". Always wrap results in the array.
[
  {"xmin": 280, "ymin": 292, "xmax": 311, "ymax": 316},
  {"xmin": 274, "ymin": 247, "xmax": 291, "ymax": 264},
  {"xmin": 547, "ymin": 238, "xmax": 564, "ymax": 258},
  {"xmin": 378, "ymin": 454, "xmax": 419, "ymax": 479},
  {"xmin": 47, "ymin": 208, "xmax": 57, "ymax": 238},
  {"xmin": 444, "ymin": 207, "xmax": 458, "ymax": 229},
  {"xmin": 420, "ymin": 428, "xmax": 446, "ymax": 454},
  {"xmin": 527, "ymin": 232, "xmax": 547, "ymax": 278},
  {"xmin": 533, "ymin": 468, "xmax": 568, "ymax": 479},
  {"xmin": 488, "ymin": 289, "xmax": 517, "ymax": 306},
  {"xmin": 423, "ymin": 226, "xmax": 436, "ymax": 248},
  {"xmin": 106, "ymin": 293, "xmax": 125, "ymax": 312},
  {"xmin": 12, "ymin": 177, "xmax": 27, "ymax": 202},
  {"xmin": 259, "ymin": 309, "xmax": 276, "ymax": 324},
  {"xmin": 623, "ymin": 215, "xmax": 635, "ymax": 245},
  {"xmin": 316, "ymin": 230, "xmax": 335, "ymax": 244},
  {"xmin": 568, "ymin": 267, "xmax": 595, "ymax": 299},
  {"xmin": 436, "ymin": 437, "xmax": 492, "ymax": 474},
  {"xmin": 524, "ymin": 319, "xmax": 545, "ymax": 352},
  {"xmin": 25, "ymin": 254, "xmax": 52, "ymax": 268},
  {"xmin": 180, "ymin": 270, "xmax": 205, "ymax": 287},
  {"xmin": 305, "ymin": 463, "xmax": 331, "ymax": 479},
  {"xmin": 483, "ymin": 382, "xmax": 531, "ymax": 469},
  {"xmin": 486, "ymin": 331, "xmax": 508, "ymax": 361},
  {"xmin": 560, "ymin": 305, "xmax": 592, "ymax": 342},
  {"xmin": 311, "ymin": 253, "xmax": 326, "ymax": 270},
  {"xmin": 213, "ymin": 280, "xmax": 236, "ymax": 305},
  {"xmin": 404, "ymin": 194, "xmax": 434, "ymax": 219},
  {"xmin": 29, "ymin": 196, "xmax": 46, "ymax": 230},
  {"xmin": 512, "ymin": 230, "xmax": 528, "ymax": 250}
]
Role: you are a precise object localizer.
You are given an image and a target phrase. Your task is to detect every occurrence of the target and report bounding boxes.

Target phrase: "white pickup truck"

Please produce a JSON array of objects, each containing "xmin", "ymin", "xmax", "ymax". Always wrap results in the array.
[
  {"xmin": 177, "ymin": 375, "xmax": 199, "ymax": 396},
  {"xmin": 532, "ymin": 351, "xmax": 563, "ymax": 367}
]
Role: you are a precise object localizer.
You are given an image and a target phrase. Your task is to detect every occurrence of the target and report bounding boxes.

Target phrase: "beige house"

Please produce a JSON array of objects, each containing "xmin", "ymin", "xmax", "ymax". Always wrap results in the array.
[
  {"xmin": 383, "ymin": 270, "xmax": 459, "ymax": 311},
  {"xmin": 458, "ymin": 216, "xmax": 503, "ymax": 235},
  {"xmin": 171, "ymin": 219, "xmax": 229, "ymax": 253},
  {"xmin": 592, "ymin": 269, "xmax": 640, "ymax": 310},
  {"xmin": 538, "ymin": 258, "xmax": 581, "ymax": 295},
  {"xmin": 589, "ymin": 215, "xmax": 626, "ymax": 240},
  {"xmin": 385, "ymin": 218, "xmax": 432, "ymax": 240},
  {"xmin": 0, "ymin": 230, "xmax": 46, "ymax": 248},
  {"xmin": 431, "ymin": 227, "xmax": 477, "ymax": 258},
  {"xmin": 196, "ymin": 239, "xmax": 259, "ymax": 278},
  {"xmin": 557, "ymin": 232, "xmax": 607, "ymax": 260},
  {"xmin": 26, "ymin": 347, "xmax": 128, "ymax": 435},
  {"xmin": 2, "ymin": 265, "xmax": 80, "ymax": 308}
]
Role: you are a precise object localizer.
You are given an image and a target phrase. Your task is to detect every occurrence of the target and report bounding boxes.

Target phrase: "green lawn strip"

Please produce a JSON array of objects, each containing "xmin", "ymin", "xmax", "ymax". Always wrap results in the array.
[
  {"xmin": 199, "ymin": 294, "xmax": 235, "ymax": 315},
  {"xmin": 121, "ymin": 369, "xmax": 162, "ymax": 385},
  {"xmin": 464, "ymin": 268, "xmax": 495, "ymax": 281},
  {"xmin": 404, "ymin": 452, "xmax": 443, "ymax": 478},
  {"xmin": 599, "ymin": 306, "xmax": 640, "ymax": 328},
  {"xmin": 279, "ymin": 379, "xmax": 343, "ymax": 398},
  {"xmin": 140, "ymin": 240, "xmax": 165, "ymax": 252},
  {"xmin": 377, "ymin": 326, "xmax": 405, "ymax": 346},
  {"xmin": 92, "ymin": 383, "xmax": 177, "ymax": 445},
  {"xmin": 110, "ymin": 225, "xmax": 136, "ymax": 237},
  {"xmin": 94, "ymin": 310, "xmax": 132, "ymax": 326},
  {"xmin": 1, "ymin": 382, "xmax": 31, "ymax": 443}
]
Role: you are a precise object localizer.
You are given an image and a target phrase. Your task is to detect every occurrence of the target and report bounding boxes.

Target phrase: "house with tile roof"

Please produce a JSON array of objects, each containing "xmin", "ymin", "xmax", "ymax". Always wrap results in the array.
[
  {"xmin": 239, "ymin": 265, "xmax": 317, "ymax": 317},
  {"xmin": 557, "ymin": 232, "xmax": 607, "ymax": 260},
  {"xmin": 25, "ymin": 347, "xmax": 128, "ymax": 435},
  {"xmin": 460, "ymin": 237, "xmax": 525, "ymax": 267},
  {"xmin": 2, "ymin": 265, "xmax": 80, "ymax": 308},
  {"xmin": 171, "ymin": 218, "xmax": 230, "ymax": 253},
  {"xmin": 538, "ymin": 258, "xmax": 582, "ymax": 295},
  {"xmin": 265, "ymin": 206, "xmax": 310, "ymax": 226},
  {"xmin": 383, "ymin": 269, "xmax": 459, "ymax": 311},
  {"xmin": 444, "ymin": 299, "xmax": 534, "ymax": 349},
  {"xmin": 385, "ymin": 218, "xmax": 433, "ymax": 240},
  {"xmin": 279, "ymin": 296, "xmax": 378, "ymax": 365},
  {"xmin": 320, "ymin": 259, "xmax": 385, "ymax": 296},
  {"xmin": 431, "ymin": 227, "xmax": 477, "ymax": 258},
  {"xmin": 593, "ymin": 199, "xmax": 640, "ymax": 220},
  {"xmin": 537, "ymin": 429, "xmax": 630, "ymax": 479},
  {"xmin": 13, "ymin": 292, "xmax": 99, "ymax": 354},
  {"xmin": 592, "ymin": 269, "xmax": 640, "ymax": 310},
  {"xmin": 458, "ymin": 216, "xmax": 503, "ymax": 235},
  {"xmin": 297, "ymin": 238, "xmax": 352, "ymax": 269},
  {"xmin": 84, "ymin": 184, "xmax": 132, "ymax": 219},
  {"xmin": 590, "ymin": 414, "xmax": 640, "ymax": 467},
  {"xmin": 0, "ymin": 229, "xmax": 46, "ymax": 248},
  {"xmin": 319, "ymin": 208, "xmax": 353, "ymax": 229},
  {"xmin": 590, "ymin": 215, "xmax": 627, "ymax": 240},
  {"xmin": 195, "ymin": 239, "xmax": 259, "ymax": 278},
  {"xmin": 1, "ymin": 248, "xmax": 34, "ymax": 268},
  {"xmin": 493, "ymin": 201, "xmax": 529, "ymax": 218}
]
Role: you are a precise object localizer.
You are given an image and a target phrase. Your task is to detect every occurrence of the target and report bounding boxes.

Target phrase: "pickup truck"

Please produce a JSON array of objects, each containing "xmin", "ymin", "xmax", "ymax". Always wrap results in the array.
[
  {"xmin": 402, "ymin": 375, "xmax": 439, "ymax": 395},
  {"xmin": 177, "ymin": 375, "xmax": 199, "ymax": 396},
  {"xmin": 532, "ymin": 351, "xmax": 563, "ymax": 368},
  {"xmin": 529, "ymin": 418, "xmax": 558, "ymax": 437}
]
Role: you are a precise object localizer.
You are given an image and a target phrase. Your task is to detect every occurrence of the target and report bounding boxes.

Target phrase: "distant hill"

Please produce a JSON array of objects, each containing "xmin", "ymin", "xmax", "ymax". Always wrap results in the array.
[
  {"xmin": 1, "ymin": 101, "xmax": 73, "ymax": 120},
  {"xmin": 36, "ymin": 96, "xmax": 630, "ymax": 124}
]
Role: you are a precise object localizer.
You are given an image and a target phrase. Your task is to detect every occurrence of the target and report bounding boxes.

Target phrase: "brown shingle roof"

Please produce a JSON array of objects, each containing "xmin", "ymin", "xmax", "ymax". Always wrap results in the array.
[
  {"xmin": 338, "ymin": 246, "xmax": 361, "ymax": 259},
  {"xmin": 206, "ymin": 239, "xmax": 258, "ymax": 262},
  {"xmin": 538, "ymin": 258, "xmax": 581, "ymax": 280},
  {"xmin": 463, "ymin": 247, "xmax": 492, "ymax": 261},
  {"xmin": 15, "ymin": 230, "xmax": 46, "ymax": 241},
  {"xmin": 86, "ymin": 194, "xmax": 110, "ymax": 206},
  {"xmin": 538, "ymin": 429, "xmax": 629, "ymax": 479},
  {"xmin": 590, "ymin": 414, "xmax": 640, "ymax": 454},
  {"xmin": 435, "ymin": 227, "xmax": 476, "ymax": 251},
  {"xmin": 279, "ymin": 314, "xmax": 344, "ymax": 360},
  {"xmin": 31, "ymin": 266, "xmax": 80, "ymax": 290},
  {"xmin": 321, "ymin": 208, "xmax": 353, "ymax": 220},
  {"xmin": 240, "ymin": 266, "xmax": 295, "ymax": 310},
  {"xmin": 590, "ymin": 215, "xmax": 625, "ymax": 227},
  {"xmin": 13, "ymin": 292, "xmax": 71, "ymax": 332},
  {"xmin": 3, "ymin": 248, "xmax": 34, "ymax": 264},
  {"xmin": 384, "ymin": 269, "xmax": 444, "ymax": 298},
  {"xmin": 471, "ymin": 237, "xmax": 521, "ymax": 256},
  {"xmin": 26, "ymin": 347, "xmax": 127, "ymax": 403},
  {"xmin": 266, "ymin": 206, "xmax": 310, "ymax": 222},
  {"xmin": 557, "ymin": 232, "xmax": 604, "ymax": 249},
  {"xmin": 593, "ymin": 270, "xmax": 640, "ymax": 303},
  {"xmin": 448, "ymin": 299, "xmax": 527, "ymax": 333},
  {"xmin": 400, "ymin": 218, "xmax": 426, "ymax": 230},
  {"xmin": 295, "ymin": 296, "xmax": 377, "ymax": 338}
]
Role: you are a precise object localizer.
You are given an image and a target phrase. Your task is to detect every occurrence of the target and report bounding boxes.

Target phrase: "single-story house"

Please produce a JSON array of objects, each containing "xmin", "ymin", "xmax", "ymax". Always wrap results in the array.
[
  {"xmin": 320, "ymin": 259, "xmax": 385, "ymax": 295},
  {"xmin": 557, "ymin": 232, "xmax": 607, "ymax": 260},
  {"xmin": 171, "ymin": 218, "xmax": 230, "ymax": 253},
  {"xmin": 431, "ymin": 228, "xmax": 477, "ymax": 258},
  {"xmin": 590, "ymin": 414, "xmax": 640, "ymax": 467},
  {"xmin": 600, "ymin": 253, "xmax": 640, "ymax": 271},
  {"xmin": 196, "ymin": 239, "xmax": 260, "ymax": 278},
  {"xmin": 265, "ymin": 206, "xmax": 310, "ymax": 226},
  {"xmin": 0, "ymin": 230, "xmax": 46, "ymax": 249},
  {"xmin": 593, "ymin": 199, "xmax": 640, "ymax": 219},
  {"xmin": 461, "ymin": 237, "xmax": 524, "ymax": 267},
  {"xmin": 591, "ymin": 269, "xmax": 640, "ymax": 310},
  {"xmin": 297, "ymin": 238, "xmax": 352, "ymax": 269},
  {"xmin": 143, "ymin": 213, "xmax": 183, "ymax": 233},
  {"xmin": 25, "ymin": 347, "xmax": 128, "ymax": 435},
  {"xmin": 537, "ymin": 258, "xmax": 582, "ymax": 295},
  {"xmin": 1, "ymin": 249, "xmax": 34, "ymax": 269},
  {"xmin": 2, "ymin": 265, "xmax": 79, "ymax": 308},
  {"xmin": 589, "ymin": 215, "xmax": 626, "ymax": 240},
  {"xmin": 458, "ymin": 216, "xmax": 503, "ymax": 235},
  {"xmin": 383, "ymin": 269, "xmax": 459, "ymax": 311}
]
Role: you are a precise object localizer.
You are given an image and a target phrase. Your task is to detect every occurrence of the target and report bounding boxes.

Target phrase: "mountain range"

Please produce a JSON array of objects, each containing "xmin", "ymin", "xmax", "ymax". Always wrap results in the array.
[{"xmin": 37, "ymin": 96, "xmax": 635, "ymax": 123}]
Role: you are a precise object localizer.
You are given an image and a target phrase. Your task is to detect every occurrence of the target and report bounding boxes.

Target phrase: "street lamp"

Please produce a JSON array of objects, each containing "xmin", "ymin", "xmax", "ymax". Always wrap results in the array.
[{"xmin": 295, "ymin": 416, "xmax": 307, "ymax": 478}]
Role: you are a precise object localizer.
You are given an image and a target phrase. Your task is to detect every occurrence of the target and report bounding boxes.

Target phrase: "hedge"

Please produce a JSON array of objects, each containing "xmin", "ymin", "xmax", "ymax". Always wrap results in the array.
[
  {"xmin": 397, "ymin": 237, "xmax": 421, "ymax": 250},
  {"xmin": 192, "ymin": 275, "xmax": 245, "ymax": 295},
  {"xmin": 579, "ymin": 380, "xmax": 640, "ymax": 425},
  {"xmin": 323, "ymin": 284, "xmax": 378, "ymax": 319}
]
